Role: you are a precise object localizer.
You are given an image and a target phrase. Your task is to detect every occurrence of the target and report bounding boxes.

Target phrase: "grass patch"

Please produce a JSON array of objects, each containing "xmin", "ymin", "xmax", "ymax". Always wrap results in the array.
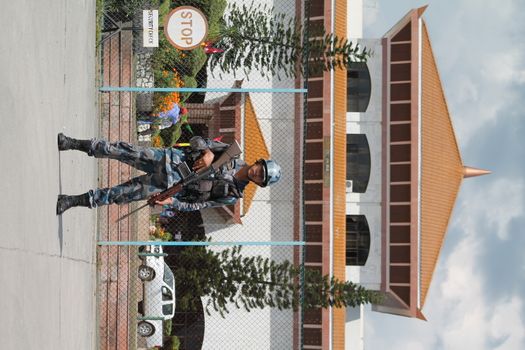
[
  {"xmin": 96, "ymin": 0, "xmax": 105, "ymax": 45},
  {"xmin": 159, "ymin": 0, "xmax": 171, "ymax": 19}
]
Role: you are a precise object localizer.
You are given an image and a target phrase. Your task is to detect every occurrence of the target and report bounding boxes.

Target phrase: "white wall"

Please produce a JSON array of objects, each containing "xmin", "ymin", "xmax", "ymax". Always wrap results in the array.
[
  {"xmin": 345, "ymin": 305, "xmax": 365, "ymax": 350},
  {"xmin": 345, "ymin": 38, "xmax": 383, "ymax": 290},
  {"xmin": 202, "ymin": 0, "xmax": 299, "ymax": 348},
  {"xmin": 348, "ymin": 0, "xmax": 364, "ymax": 38},
  {"xmin": 345, "ymin": 4, "xmax": 378, "ymax": 350}
]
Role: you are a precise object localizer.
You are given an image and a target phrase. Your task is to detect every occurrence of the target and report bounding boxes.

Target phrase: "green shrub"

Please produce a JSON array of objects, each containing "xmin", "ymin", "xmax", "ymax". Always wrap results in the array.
[
  {"xmin": 171, "ymin": 336, "xmax": 180, "ymax": 350},
  {"xmin": 153, "ymin": 36, "xmax": 182, "ymax": 72},
  {"xmin": 184, "ymin": 48, "xmax": 208, "ymax": 76},
  {"xmin": 158, "ymin": 0, "xmax": 171, "ymax": 19},
  {"xmin": 106, "ymin": 0, "xmax": 158, "ymax": 19},
  {"xmin": 151, "ymin": 0, "xmax": 226, "ymax": 85},
  {"xmin": 158, "ymin": 122, "xmax": 183, "ymax": 146},
  {"xmin": 153, "ymin": 38, "xmax": 207, "ymax": 80},
  {"xmin": 182, "ymin": 75, "xmax": 197, "ymax": 89},
  {"xmin": 171, "ymin": 0, "xmax": 213, "ymax": 12},
  {"xmin": 181, "ymin": 75, "xmax": 198, "ymax": 102},
  {"xmin": 149, "ymin": 0, "xmax": 226, "ymax": 121},
  {"xmin": 163, "ymin": 319, "xmax": 172, "ymax": 336},
  {"xmin": 153, "ymin": 69, "xmax": 179, "ymax": 88}
]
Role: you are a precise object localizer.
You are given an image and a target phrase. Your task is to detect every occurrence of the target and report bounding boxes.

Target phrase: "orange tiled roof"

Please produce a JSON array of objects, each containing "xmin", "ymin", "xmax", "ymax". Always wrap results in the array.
[
  {"xmin": 419, "ymin": 20, "xmax": 464, "ymax": 306},
  {"xmin": 242, "ymin": 95, "xmax": 269, "ymax": 214}
]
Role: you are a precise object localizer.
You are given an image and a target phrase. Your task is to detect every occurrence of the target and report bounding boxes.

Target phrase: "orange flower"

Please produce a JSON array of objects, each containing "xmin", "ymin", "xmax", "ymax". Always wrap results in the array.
[
  {"xmin": 151, "ymin": 135, "xmax": 163, "ymax": 147},
  {"xmin": 155, "ymin": 69, "xmax": 185, "ymax": 114}
]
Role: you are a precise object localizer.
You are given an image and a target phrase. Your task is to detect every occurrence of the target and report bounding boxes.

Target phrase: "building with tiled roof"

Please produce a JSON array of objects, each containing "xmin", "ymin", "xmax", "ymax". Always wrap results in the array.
[
  {"xmin": 302, "ymin": 1, "xmax": 489, "ymax": 349},
  {"xmin": 195, "ymin": 1, "xmax": 488, "ymax": 349}
]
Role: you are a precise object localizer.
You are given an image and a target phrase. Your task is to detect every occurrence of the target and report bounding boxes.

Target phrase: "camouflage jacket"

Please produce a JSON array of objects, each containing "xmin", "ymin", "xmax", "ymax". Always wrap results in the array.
[{"xmin": 164, "ymin": 137, "xmax": 248, "ymax": 212}]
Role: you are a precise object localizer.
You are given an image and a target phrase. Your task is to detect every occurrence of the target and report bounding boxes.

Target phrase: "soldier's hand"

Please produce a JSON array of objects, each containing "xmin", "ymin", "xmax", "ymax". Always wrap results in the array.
[
  {"xmin": 155, "ymin": 197, "xmax": 174, "ymax": 206},
  {"xmin": 193, "ymin": 148, "xmax": 215, "ymax": 171}
]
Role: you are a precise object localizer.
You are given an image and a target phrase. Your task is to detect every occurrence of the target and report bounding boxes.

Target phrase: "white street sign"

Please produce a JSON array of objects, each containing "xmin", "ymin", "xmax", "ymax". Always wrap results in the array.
[{"xmin": 143, "ymin": 10, "xmax": 159, "ymax": 47}]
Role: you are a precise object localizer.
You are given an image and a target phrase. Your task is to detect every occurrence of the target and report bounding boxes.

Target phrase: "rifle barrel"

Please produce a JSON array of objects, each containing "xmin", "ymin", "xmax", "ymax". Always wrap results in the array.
[{"xmin": 115, "ymin": 202, "xmax": 149, "ymax": 222}]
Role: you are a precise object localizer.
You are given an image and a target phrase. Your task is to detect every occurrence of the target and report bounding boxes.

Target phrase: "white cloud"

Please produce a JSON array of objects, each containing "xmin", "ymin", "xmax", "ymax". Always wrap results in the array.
[
  {"xmin": 447, "ymin": 54, "xmax": 524, "ymax": 146},
  {"xmin": 438, "ymin": 235, "xmax": 481, "ymax": 300},
  {"xmin": 480, "ymin": 50, "xmax": 525, "ymax": 85},
  {"xmin": 374, "ymin": 229, "xmax": 525, "ymax": 350},
  {"xmin": 365, "ymin": 240, "xmax": 525, "ymax": 349},
  {"xmin": 435, "ymin": 234, "xmax": 488, "ymax": 349},
  {"xmin": 423, "ymin": 178, "xmax": 524, "ymax": 349},
  {"xmin": 437, "ymin": 292, "xmax": 525, "ymax": 350},
  {"xmin": 452, "ymin": 77, "xmax": 479, "ymax": 104},
  {"xmin": 454, "ymin": 178, "xmax": 524, "ymax": 240},
  {"xmin": 363, "ymin": 0, "xmax": 379, "ymax": 28},
  {"xmin": 490, "ymin": 297, "xmax": 525, "ymax": 350},
  {"xmin": 430, "ymin": 0, "xmax": 525, "ymax": 146}
]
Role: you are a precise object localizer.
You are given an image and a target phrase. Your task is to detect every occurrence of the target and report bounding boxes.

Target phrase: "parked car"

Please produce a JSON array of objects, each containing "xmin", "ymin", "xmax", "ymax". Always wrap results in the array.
[{"xmin": 137, "ymin": 244, "xmax": 176, "ymax": 348}]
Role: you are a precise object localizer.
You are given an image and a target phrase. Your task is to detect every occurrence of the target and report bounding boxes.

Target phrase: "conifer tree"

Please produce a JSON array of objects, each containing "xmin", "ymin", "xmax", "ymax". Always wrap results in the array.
[
  {"xmin": 173, "ymin": 246, "xmax": 382, "ymax": 317},
  {"xmin": 209, "ymin": 1, "xmax": 370, "ymax": 79}
]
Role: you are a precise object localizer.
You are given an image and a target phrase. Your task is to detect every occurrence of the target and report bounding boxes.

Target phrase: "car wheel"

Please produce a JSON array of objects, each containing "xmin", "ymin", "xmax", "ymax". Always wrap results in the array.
[
  {"xmin": 137, "ymin": 321, "xmax": 155, "ymax": 337},
  {"xmin": 138, "ymin": 265, "xmax": 155, "ymax": 281}
]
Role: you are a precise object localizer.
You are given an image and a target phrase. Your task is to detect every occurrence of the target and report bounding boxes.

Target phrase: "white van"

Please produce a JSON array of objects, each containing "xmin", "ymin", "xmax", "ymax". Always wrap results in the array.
[{"xmin": 137, "ymin": 244, "xmax": 176, "ymax": 348}]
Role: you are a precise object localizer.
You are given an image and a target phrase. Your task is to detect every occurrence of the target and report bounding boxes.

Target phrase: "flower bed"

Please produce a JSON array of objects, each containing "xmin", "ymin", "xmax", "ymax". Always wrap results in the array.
[{"xmin": 143, "ymin": 0, "xmax": 227, "ymax": 147}]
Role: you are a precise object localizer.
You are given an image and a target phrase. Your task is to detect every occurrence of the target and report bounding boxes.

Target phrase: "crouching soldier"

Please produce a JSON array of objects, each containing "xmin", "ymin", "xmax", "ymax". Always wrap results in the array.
[{"xmin": 56, "ymin": 133, "xmax": 281, "ymax": 215}]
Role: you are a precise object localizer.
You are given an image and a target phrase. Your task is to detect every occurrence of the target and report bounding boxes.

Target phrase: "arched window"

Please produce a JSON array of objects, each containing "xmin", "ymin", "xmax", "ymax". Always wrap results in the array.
[
  {"xmin": 346, "ymin": 134, "xmax": 371, "ymax": 193},
  {"xmin": 347, "ymin": 62, "xmax": 371, "ymax": 112},
  {"xmin": 346, "ymin": 215, "xmax": 371, "ymax": 266}
]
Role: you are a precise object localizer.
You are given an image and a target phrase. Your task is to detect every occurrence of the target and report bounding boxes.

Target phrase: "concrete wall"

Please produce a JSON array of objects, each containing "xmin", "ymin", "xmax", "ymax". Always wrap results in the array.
[{"xmin": 345, "ymin": 38, "xmax": 383, "ymax": 290}]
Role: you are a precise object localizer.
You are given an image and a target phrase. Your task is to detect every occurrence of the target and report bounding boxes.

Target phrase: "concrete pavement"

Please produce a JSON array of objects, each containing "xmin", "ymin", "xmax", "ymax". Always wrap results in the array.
[{"xmin": 0, "ymin": 0, "xmax": 98, "ymax": 349}]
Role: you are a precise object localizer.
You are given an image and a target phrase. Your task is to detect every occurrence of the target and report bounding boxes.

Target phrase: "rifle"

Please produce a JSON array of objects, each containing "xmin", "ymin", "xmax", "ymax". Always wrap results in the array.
[{"xmin": 116, "ymin": 140, "xmax": 242, "ymax": 222}]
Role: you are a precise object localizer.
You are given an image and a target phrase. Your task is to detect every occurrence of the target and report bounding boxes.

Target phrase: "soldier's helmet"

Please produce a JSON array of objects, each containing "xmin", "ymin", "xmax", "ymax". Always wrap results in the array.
[{"xmin": 258, "ymin": 159, "xmax": 282, "ymax": 187}]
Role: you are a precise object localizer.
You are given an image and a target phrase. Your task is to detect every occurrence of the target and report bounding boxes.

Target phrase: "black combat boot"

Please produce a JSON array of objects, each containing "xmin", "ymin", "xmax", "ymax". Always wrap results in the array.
[
  {"xmin": 57, "ymin": 133, "xmax": 92, "ymax": 153},
  {"xmin": 56, "ymin": 193, "xmax": 92, "ymax": 215}
]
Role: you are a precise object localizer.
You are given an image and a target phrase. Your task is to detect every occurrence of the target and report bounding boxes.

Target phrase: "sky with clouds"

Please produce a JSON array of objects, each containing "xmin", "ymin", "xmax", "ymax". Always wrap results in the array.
[{"xmin": 362, "ymin": 0, "xmax": 525, "ymax": 349}]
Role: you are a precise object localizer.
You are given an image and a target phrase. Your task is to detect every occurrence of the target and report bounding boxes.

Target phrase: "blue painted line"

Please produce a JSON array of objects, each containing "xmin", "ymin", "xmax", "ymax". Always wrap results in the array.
[
  {"xmin": 97, "ymin": 241, "xmax": 306, "ymax": 246},
  {"xmin": 99, "ymin": 86, "xmax": 307, "ymax": 94}
]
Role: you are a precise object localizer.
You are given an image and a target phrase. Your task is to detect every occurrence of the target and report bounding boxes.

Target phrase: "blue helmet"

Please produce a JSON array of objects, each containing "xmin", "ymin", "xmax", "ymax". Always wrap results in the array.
[{"xmin": 259, "ymin": 159, "xmax": 282, "ymax": 187}]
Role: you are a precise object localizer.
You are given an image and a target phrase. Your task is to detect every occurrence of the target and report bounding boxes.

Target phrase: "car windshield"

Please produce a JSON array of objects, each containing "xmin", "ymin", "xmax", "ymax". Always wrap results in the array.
[{"xmin": 163, "ymin": 262, "xmax": 174, "ymax": 287}]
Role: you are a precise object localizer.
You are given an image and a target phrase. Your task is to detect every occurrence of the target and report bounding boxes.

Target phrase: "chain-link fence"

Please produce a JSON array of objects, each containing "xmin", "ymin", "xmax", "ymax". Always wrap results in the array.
[
  {"xmin": 98, "ymin": 241, "xmax": 305, "ymax": 350},
  {"xmin": 97, "ymin": 0, "xmax": 310, "ymax": 349}
]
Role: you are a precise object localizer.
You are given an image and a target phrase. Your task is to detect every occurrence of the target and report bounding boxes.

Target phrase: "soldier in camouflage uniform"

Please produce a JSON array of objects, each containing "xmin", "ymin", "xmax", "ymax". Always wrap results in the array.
[{"xmin": 56, "ymin": 133, "xmax": 282, "ymax": 215}]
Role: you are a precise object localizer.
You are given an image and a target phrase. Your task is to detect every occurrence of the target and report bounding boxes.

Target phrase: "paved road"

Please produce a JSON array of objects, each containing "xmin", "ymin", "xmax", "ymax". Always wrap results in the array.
[{"xmin": 0, "ymin": 0, "xmax": 98, "ymax": 349}]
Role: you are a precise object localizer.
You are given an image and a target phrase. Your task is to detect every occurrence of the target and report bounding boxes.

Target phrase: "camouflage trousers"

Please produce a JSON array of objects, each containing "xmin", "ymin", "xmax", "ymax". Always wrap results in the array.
[{"xmin": 87, "ymin": 139, "xmax": 184, "ymax": 207}]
